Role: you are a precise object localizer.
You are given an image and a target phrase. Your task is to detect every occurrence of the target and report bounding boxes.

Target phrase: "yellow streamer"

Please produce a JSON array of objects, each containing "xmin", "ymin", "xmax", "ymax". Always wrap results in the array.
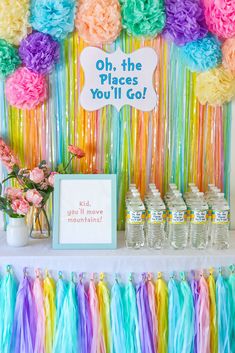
[
  {"xmin": 97, "ymin": 273, "xmax": 111, "ymax": 353},
  {"xmin": 155, "ymin": 272, "xmax": 168, "ymax": 353},
  {"xmin": 44, "ymin": 270, "xmax": 56, "ymax": 353},
  {"xmin": 208, "ymin": 268, "xmax": 218, "ymax": 353}
]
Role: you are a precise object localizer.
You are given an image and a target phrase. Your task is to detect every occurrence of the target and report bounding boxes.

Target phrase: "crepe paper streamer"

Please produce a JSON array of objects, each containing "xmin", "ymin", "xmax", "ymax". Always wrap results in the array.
[
  {"xmin": 33, "ymin": 269, "xmax": 45, "ymax": 353},
  {"xmin": 19, "ymin": 32, "xmax": 60, "ymax": 75},
  {"xmin": 136, "ymin": 273, "xmax": 155, "ymax": 353},
  {"xmin": 88, "ymin": 274, "xmax": 103, "ymax": 353},
  {"xmin": 121, "ymin": 0, "xmax": 166, "ymax": 37},
  {"xmin": 204, "ymin": 0, "xmax": 235, "ymax": 39},
  {"xmin": 55, "ymin": 272, "xmax": 68, "ymax": 326},
  {"xmin": 216, "ymin": 268, "xmax": 231, "ymax": 353},
  {"xmin": 0, "ymin": 40, "xmax": 21, "ymax": 79},
  {"xmin": 30, "ymin": 0, "xmax": 76, "ymax": 41},
  {"xmin": 77, "ymin": 274, "xmax": 92, "ymax": 353},
  {"xmin": 155, "ymin": 272, "xmax": 168, "ymax": 353},
  {"xmin": 44, "ymin": 270, "xmax": 56, "ymax": 353},
  {"xmin": 175, "ymin": 272, "xmax": 194, "ymax": 353},
  {"xmin": 124, "ymin": 274, "xmax": 141, "ymax": 353},
  {"xmin": 0, "ymin": 265, "xmax": 18, "ymax": 353},
  {"xmin": 180, "ymin": 35, "xmax": 222, "ymax": 73},
  {"xmin": 207, "ymin": 269, "xmax": 218, "ymax": 353},
  {"xmin": 146, "ymin": 273, "xmax": 158, "ymax": 353},
  {"xmin": 53, "ymin": 273, "xmax": 78, "ymax": 353},
  {"xmin": 75, "ymin": 0, "xmax": 122, "ymax": 45},
  {"xmin": 168, "ymin": 274, "xmax": 181, "ymax": 353},
  {"xmin": 164, "ymin": 0, "xmax": 207, "ymax": 46},
  {"xmin": 110, "ymin": 277, "xmax": 127, "ymax": 353},
  {"xmin": 222, "ymin": 37, "xmax": 235, "ymax": 76},
  {"xmin": 198, "ymin": 273, "xmax": 210, "ymax": 353},
  {"xmin": 5, "ymin": 67, "xmax": 48, "ymax": 110},
  {"xmin": 196, "ymin": 66, "xmax": 235, "ymax": 106},
  {"xmin": 228, "ymin": 265, "xmax": 235, "ymax": 353},
  {"xmin": 11, "ymin": 268, "xmax": 36, "ymax": 353},
  {"xmin": 0, "ymin": 0, "xmax": 30, "ymax": 46},
  {"xmin": 97, "ymin": 273, "xmax": 112, "ymax": 353},
  {"xmin": 191, "ymin": 273, "xmax": 199, "ymax": 353}
]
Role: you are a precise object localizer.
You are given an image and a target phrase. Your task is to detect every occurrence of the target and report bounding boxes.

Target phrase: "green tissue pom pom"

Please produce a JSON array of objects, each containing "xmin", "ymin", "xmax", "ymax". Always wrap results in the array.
[
  {"xmin": 121, "ymin": 0, "xmax": 166, "ymax": 37},
  {"xmin": 0, "ymin": 39, "xmax": 21, "ymax": 78}
]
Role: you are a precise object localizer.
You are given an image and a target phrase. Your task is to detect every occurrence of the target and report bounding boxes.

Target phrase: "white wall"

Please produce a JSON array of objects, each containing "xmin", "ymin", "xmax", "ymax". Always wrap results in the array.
[{"xmin": 230, "ymin": 101, "xmax": 235, "ymax": 229}]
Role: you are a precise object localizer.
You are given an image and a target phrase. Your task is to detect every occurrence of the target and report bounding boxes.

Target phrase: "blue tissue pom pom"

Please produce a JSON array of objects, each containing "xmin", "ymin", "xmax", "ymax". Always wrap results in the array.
[
  {"xmin": 180, "ymin": 34, "xmax": 222, "ymax": 72},
  {"xmin": 30, "ymin": 0, "xmax": 76, "ymax": 41}
]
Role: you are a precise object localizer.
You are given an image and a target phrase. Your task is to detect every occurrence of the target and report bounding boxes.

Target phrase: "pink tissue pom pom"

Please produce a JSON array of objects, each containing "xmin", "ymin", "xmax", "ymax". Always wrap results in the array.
[
  {"xmin": 204, "ymin": 0, "xmax": 235, "ymax": 39},
  {"xmin": 222, "ymin": 37, "xmax": 235, "ymax": 76},
  {"xmin": 75, "ymin": 0, "xmax": 122, "ymax": 45},
  {"xmin": 5, "ymin": 67, "xmax": 48, "ymax": 110}
]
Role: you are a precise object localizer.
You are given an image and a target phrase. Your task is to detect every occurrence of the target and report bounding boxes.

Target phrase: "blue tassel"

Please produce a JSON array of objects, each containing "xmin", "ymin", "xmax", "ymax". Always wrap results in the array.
[
  {"xmin": 168, "ymin": 274, "xmax": 181, "ymax": 353},
  {"xmin": 0, "ymin": 265, "xmax": 18, "ymax": 353},
  {"xmin": 228, "ymin": 265, "xmax": 235, "ymax": 352}
]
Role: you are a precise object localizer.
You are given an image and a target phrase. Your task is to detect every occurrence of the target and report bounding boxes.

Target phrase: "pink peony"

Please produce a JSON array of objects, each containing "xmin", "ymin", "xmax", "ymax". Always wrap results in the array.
[
  {"xmin": 0, "ymin": 138, "xmax": 19, "ymax": 172},
  {"xmin": 48, "ymin": 171, "xmax": 58, "ymax": 186},
  {"xmin": 11, "ymin": 198, "xmax": 30, "ymax": 216},
  {"xmin": 26, "ymin": 189, "xmax": 43, "ymax": 207},
  {"xmin": 68, "ymin": 145, "xmax": 85, "ymax": 158},
  {"xmin": 5, "ymin": 187, "xmax": 23, "ymax": 200},
  {"xmin": 30, "ymin": 167, "xmax": 45, "ymax": 184}
]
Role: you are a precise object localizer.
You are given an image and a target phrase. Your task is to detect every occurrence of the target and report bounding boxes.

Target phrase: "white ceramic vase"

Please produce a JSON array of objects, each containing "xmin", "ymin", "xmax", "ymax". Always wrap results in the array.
[{"xmin": 6, "ymin": 217, "xmax": 29, "ymax": 247}]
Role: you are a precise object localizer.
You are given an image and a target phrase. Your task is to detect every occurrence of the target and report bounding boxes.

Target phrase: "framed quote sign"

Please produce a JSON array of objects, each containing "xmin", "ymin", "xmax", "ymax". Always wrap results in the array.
[{"xmin": 53, "ymin": 174, "xmax": 117, "ymax": 249}]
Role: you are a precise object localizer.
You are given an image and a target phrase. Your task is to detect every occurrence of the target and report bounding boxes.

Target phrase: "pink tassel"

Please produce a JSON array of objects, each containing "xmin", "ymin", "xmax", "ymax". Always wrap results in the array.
[
  {"xmin": 198, "ymin": 272, "xmax": 210, "ymax": 353},
  {"xmin": 147, "ymin": 273, "xmax": 158, "ymax": 353},
  {"xmin": 33, "ymin": 269, "xmax": 45, "ymax": 353},
  {"xmin": 88, "ymin": 274, "xmax": 104, "ymax": 353}
]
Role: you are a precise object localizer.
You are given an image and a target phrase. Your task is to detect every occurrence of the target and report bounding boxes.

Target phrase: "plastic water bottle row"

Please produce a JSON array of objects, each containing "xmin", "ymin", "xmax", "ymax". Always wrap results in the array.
[{"xmin": 125, "ymin": 183, "xmax": 230, "ymax": 250}]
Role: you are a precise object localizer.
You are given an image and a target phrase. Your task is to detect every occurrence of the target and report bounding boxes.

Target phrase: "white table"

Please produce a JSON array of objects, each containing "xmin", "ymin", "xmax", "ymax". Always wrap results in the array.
[{"xmin": 0, "ymin": 231, "xmax": 234, "ymax": 279}]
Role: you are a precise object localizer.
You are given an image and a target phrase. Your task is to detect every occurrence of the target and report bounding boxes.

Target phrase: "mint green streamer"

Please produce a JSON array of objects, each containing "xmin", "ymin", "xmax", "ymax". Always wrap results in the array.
[{"xmin": 168, "ymin": 276, "xmax": 181, "ymax": 353}]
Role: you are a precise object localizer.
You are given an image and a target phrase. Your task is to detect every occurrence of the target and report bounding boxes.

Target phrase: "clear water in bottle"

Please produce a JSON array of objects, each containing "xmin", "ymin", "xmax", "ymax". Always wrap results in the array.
[
  {"xmin": 146, "ymin": 199, "xmax": 166, "ymax": 249},
  {"xmin": 125, "ymin": 196, "xmax": 145, "ymax": 249},
  {"xmin": 169, "ymin": 197, "xmax": 188, "ymax": 249},
  {"xmin": 190, "ymin": 201, "xmax": 208, "ymax": 249},
  {"xmin": 211, "ymin": 194, "xmax": 230, "ymax": 250}
]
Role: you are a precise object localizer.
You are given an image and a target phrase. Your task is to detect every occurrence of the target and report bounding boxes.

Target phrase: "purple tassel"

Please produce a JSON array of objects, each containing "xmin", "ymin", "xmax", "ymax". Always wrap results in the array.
[
  {"xmin": 77, "ymin": 274, "xmax": 93, "ymax": 353},
  {"xmin": 11, "ymin": 268, "xmax": 36, "ymax": 353},
  {"xmin": 191, "ymin": 271, "xmax": 199, "ymax": 353},
  {"xmin": 136, "ymin": 273, "xmax": 155, "ymax": 353}
]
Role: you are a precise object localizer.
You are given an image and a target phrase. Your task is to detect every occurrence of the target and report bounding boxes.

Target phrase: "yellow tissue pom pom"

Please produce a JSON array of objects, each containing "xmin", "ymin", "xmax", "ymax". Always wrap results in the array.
[
  {"xmin": 196, "ymin": 66, "xmax": 235, "ymax": 106},
  {"xmin": 0, "ymin": 0, "xmax": 30, "ymax": 46}
]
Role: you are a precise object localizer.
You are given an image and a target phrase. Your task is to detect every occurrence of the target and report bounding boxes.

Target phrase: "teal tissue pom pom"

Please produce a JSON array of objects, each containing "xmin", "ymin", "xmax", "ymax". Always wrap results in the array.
[
  {"xmin": 30, "ymin": 0, "xmax": 76, "ymax": 41},
  {"xmin": 180, "ymin": 34, "xmax": 222, "ymax": 72},
  {"xmin": 121, "ymin": 0, "xmax": 166, "ymax": 37},
  {"xmin": 0, "ymin": 40, "xmax": 21, "ymax": 78}
]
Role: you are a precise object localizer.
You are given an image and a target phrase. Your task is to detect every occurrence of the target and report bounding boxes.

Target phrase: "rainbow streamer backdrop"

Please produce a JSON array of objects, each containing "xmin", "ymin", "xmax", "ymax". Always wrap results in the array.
[{"xmin": 0, "ymin": 32, "xmax": 232, "ymax": 229}]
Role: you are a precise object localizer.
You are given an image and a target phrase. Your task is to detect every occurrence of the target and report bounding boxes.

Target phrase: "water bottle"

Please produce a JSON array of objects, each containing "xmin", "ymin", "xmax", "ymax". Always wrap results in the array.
[
  {"xmin": 146, "ymin": 198, "xmax": 166, "ymax": 249},
  {"xmin": 211, "ymin": 193, "xmax": 230, "ymax": 250},
  {"xmin": 190, "ymin": 198, "xmax": 208, "ymax": 249},
  {"xmin": 169, "ymin": 194, "xmax": 188, "ymax": 249},
  {"xmin": 125, "ymin": 195, "xmax": 145, "ymax": 249}
]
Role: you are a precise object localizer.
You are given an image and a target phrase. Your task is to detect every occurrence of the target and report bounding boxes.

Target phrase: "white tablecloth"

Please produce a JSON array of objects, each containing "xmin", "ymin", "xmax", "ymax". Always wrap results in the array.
[{"xmin": 0, "ymin": 231, "xmax": 234, "ymax": 279}]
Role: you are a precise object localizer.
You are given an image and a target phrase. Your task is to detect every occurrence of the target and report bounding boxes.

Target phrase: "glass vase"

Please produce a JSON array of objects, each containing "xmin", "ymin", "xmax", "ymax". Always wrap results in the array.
[{"xmin": 29, "ymin": 206, "xmax": 50, "ymax": 239}]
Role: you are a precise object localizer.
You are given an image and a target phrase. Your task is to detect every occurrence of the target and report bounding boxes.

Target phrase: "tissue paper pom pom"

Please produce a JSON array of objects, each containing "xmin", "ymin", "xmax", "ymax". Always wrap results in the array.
[
  {"xmin": 0, "ymin": 0, "xmax": 30, "ymax": 46},
  {"xmin": 164, "ymin": 0, "xmax": 208, "ymax": 45},
  {"xmin": 30, "ymin": 0, "xmax": 76, "ymax": 41},
  {"xmin": 19, "ymin": 32, "xmax": 60, "ymax": 75},
  {"xmin": 0, "ymin": 40, "xmax": 21, "ymax": 78},
  {"xmin": 121, "ymin": 0, "xmax": 166, "ymax": 37},
  {"xmin": 222, "ymin": 37, "xmax": 235, "ymax": 75},
  {"xmin": 5, "ymin": 67, "xmax": 48, "ymax": 110},
  {"xmin": 196, "ymin": 66, "xmax": 235, "ymax": 106},
  {"xmin": 180, "ymin": 35, "xmax": 222, "ymax": 72},
  {"xmin": 75, "ymin": 0, "xmax": 122, "ymax": 44},
  {"xmin": 204, "ymin": 0, "xmax": 235, "ymax": 39}
]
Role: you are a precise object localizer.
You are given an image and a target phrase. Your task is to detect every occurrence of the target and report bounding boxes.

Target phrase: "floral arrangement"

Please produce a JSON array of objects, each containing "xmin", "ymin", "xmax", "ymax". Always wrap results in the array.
[{"xmin": 0, "ymin": 0, "xmax": 235, "ymax": 107}]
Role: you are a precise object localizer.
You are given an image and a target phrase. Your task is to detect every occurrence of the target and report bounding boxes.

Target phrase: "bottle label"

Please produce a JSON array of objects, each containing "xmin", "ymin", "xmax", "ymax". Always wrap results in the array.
[
  {"xmin": 212, "ymin": 210, "xmax": 230, "ymax": 224},
  {"xmin": 126, "ymin": 210, "xmax": 145, "ymax": 224},
  {"xmin": 147, "ymin": 210, "xmax": 166, "ymax": 224},
  {"xmin": 191, "ymin": 210, "xmax": 207, "ymax": 224},
  {"xmin": 168, "ymin": 211, "xmax": 187, "ymax": 224}
]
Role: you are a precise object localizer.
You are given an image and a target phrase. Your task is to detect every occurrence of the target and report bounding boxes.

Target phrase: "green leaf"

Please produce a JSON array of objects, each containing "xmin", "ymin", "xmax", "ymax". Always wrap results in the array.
[
  {"xmin": 39, "ymin": 160, "xmax": 47, "ymax": 168},
  {"xmin": 57, "ymin": 164, "xmax": 65, "ymax": 173}
]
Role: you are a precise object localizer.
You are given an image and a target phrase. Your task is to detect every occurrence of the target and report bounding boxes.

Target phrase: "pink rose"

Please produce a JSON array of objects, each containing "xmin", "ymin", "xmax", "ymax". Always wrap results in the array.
[
  {"xmin": 11, "ymin": 198, "xmax": 30, "ymax": 216},
  {"xmin": 30, "ymin": 167, "xmax": 45, "ymax": 183},
  {"xmin": 48, "ymin": 172, "xmax": 58, "ymax": 186},
  {"xmin": 68, "ymin": 145, "xmax": 85, "ymax": 158},
  {"xmin": 26, "ymin": 189, "xmax": 43, "ymax": 207},
  {"xmin": 5, "ymin": 187, "xmax": 23, "ymax": 200}
]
